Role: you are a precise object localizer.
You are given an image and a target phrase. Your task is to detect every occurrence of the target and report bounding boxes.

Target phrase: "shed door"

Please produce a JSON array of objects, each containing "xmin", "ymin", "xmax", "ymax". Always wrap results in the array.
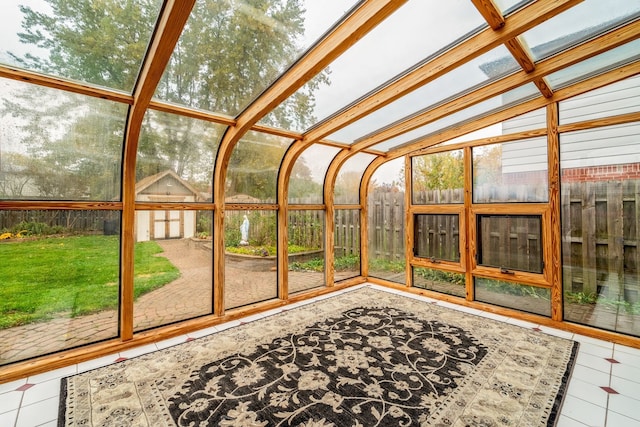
[{"xmin": 152, "ymin": 211, "xmax": 182, "ymax": 240}]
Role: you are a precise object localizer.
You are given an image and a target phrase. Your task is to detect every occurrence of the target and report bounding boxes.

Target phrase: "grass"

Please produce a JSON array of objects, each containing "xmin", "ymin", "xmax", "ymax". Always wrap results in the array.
[
  {"xmin": 225, "ymin": 244, "xmax": 316, "ymax": 256},
  {"xmin": 0, "ymin": 235, "xmax": 179, "ymax": 329}
]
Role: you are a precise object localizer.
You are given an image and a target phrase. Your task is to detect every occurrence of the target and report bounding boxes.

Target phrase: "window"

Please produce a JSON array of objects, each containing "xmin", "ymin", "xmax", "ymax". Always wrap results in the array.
[
  {"xmin": 477, "ymin": 214, "xmax": 543, "ymax": 274},
  {"xmin": 414, "ymin": 214, "xmax": 460, "ymax": 263}
]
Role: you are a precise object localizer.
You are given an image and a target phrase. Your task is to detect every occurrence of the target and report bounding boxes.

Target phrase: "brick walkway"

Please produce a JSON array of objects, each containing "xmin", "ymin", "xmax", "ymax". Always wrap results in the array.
[{"xmin": 0, "ymin": 239, "xmax": 355, "ymax": 365}]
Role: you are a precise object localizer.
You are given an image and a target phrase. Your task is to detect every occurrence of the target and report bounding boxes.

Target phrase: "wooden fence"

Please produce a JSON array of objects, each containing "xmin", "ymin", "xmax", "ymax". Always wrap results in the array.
[
  {"xmin": 367, "ymin": 191, "xmax": 404, "ymax": 261},
  {"xmin": 0, "ymin": 210, "xmax": 119, "ymax": 234}
]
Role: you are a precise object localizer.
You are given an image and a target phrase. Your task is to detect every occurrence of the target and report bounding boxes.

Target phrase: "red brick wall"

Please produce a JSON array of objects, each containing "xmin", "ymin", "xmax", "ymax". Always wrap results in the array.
[{"xmin": 561, "ymin": 163, "xmax": 640, "ymax": 183}]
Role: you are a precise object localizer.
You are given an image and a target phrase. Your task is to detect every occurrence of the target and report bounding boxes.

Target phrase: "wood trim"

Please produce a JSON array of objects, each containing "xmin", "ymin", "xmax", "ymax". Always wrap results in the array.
[
  {"xmin": 0, "ymin": 65, "xmax": 134, "ymax": 104},
  {"xmin": 302, "ymin": 0, "xmax": 582, "ymax": 144},
  {"xmin": 224, "ymin": 204, "xmax": 279, "ymax": 211},
  {"xmin": 471, "ymin": 0, "xmax": 505, "ymax": 30},
  {"xmin": 534, "ymin": 77, "xmax": 554, "ymax": 98},
  {"xmin": 558, "ymin": 111, "xmax": 640, "ymax": 133},
  {"xmin": 334, "ymin": 204, "xmax": 363, "ymax": 210},
  {"xmin": 409, "ymin": 205, "xmax": 465, "ymax": 214},
  {"xmin": 0, "ymin": 201, "xmax": 122, "ymax": 210},
  {"xmin": 547, "ymin": 103, "xmax": 563, "ymax": 321},
  {"xmin": 287, "ymin": 204, "xmax": 325, "ymax": 210},
  {"xmin": 348, "ymin": 19, "xmax": 640, "ymax": 152},
  {"xmin": 463, "ymin": 147, "xmax": 474, "ymax": 301},
  {"xmin": 360, "ymin": 163, "xmax": 371, "ymax": 278},
  {"xmin": 135, "ymin": 202, "xmax": 215, "ymax": 210},
  {"xmin": 120, "ymin": 0, "xmax": 196, "ymax": 341},
  {"xmin": 505, "ymin": 38, "xmax": 535, "ymax": 73},
  {"xmin": 410, "ymin": 259, "xmax": 465, "ymax": 274},
  {"xmin": 404, "ymin": 155, "xmax": 413, "ymax": 287},
  {"xmin": 147, "ymin": 100, "xmax": 236, "ymax": 126}
]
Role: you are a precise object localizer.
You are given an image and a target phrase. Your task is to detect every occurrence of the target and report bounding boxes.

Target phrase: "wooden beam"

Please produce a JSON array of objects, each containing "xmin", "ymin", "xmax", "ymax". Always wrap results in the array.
[
  {"xmin": 505, "ymin": 38, "xmax": 535, "ymax": 73},
  {"xmin": 0, "ymin": 65, "xmax": 133, "ymax": 104},
  {"xmin": 348, "ymin": 19, "xmax": 640, "ymax": 152},
  {"xmin": 302, "ymin": 0, "xmax": 583, "ymax": 145},
  {"xmin": 471, "ymin": 0, "xmax": 505, "ymax": 30},
  {"xmin": 120, "ymin": 0, "xmax": 196, "ymax": 340},
  {"xmin": 547, "ymin": 102, "xmax": 562, "ymax": 321}
]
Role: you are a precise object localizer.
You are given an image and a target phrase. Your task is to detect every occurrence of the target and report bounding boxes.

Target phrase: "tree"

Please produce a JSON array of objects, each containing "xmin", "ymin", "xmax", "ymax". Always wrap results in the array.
[
  {"xmin": 3, "ymin": 0, "xmax": 326, "ymax": 200},
  {"xmin": 412, "ymin": 150, "xmax": 464, "ymax": 192}
]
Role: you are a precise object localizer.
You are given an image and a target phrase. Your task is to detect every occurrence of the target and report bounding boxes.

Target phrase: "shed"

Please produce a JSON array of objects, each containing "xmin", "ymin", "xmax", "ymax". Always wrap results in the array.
[{"xmin": 135, "ymin": 170, "xmax": 201, "ymax": 241}]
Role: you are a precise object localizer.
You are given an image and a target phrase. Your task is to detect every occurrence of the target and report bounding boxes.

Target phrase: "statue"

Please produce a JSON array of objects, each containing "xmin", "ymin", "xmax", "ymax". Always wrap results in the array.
[{"xmin": 240, "ymin": 214, "xmax": 249, "ymax": 245}]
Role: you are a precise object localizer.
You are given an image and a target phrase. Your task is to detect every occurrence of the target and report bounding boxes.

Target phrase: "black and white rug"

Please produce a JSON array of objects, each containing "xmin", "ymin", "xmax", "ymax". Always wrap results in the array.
[{"xmin": 59, "ymin": 287, "xmax": 578, "ymax": 426}]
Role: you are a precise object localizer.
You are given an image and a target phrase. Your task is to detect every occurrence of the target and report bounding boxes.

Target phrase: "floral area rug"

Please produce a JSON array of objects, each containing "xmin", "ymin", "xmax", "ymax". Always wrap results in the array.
[{"xmin": 58, "ymin": 287, "xmax": 578, "ymax": 426}]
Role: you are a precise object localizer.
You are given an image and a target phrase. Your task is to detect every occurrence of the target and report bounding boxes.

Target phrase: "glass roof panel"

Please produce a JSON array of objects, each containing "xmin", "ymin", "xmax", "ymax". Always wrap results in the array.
[
  {"xmin": 369, "ymin": 83, "xmax": 540, "ymax": 152},
  {"xmin": 518, "ymin": 0, "xmax": 640, "ymax": 63},
  {"xmin": 226, "ymin": 131, "xmax": 294, "ymax": 203},
  {"xmin": 334, "ymin": 153, "xmax": 376, "ymax": 205},
  {"xmin": 289, "ymin": 144, "xmax": 340, "ymax": 204},
  {"xmin": 136, "ymin": 110, "xmax": 226, "ymax": 203},
  {"xmin": 262, "ymin": 0, "xmax": 487, "ymax": 132},
  {"xmin": 491, "ymin": 0, "xmax": 534, "ymax": 16},
  {"xmin": 0, "ymin": 77, "xmax": 128, "ymax": 201},
  {"xmin": 1, "ymin": 0, "xmax": 162, "ymax": 93},
  {"xmin": 153, "ymin": 0, "xmax": 357, "ymax": 126},
  {"xmin": 547, "ymin": 39, "xmax": 640, "ymax": 91},
  {"xmin": 327, "ymin": 45, "xmax": 519, "ymax": 144}
]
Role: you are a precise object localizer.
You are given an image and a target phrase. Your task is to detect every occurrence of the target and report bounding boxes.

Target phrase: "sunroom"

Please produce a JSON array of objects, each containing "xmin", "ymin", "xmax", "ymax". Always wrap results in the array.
[{"xmin": 1, "ymin": 0, "xmax": 640, "ymax": 425}]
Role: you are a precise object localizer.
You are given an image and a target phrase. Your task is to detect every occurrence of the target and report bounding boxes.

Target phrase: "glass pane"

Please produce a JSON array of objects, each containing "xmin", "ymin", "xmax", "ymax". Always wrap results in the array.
[
  {"xmin": 367, "ymin": 158, "xmax": 406, "ymax": 283},
  {"xmin": 288, "ymin": 210, "xmax": 325, "ymax": 293},
  {"xmin": 137, "ymin": 110, "xmax": 224, "ymax": 202},
  {"xmin": 412, "ymin": 150, "xmax": 464, "ymax": 204},
  {"xmin": 413, "ymin": 267, "xmax": 466, "ymax": 298},
  {"xmin": 328, "ymin": 45, "xmax": 519, "ymax": 144},
  {"xmin": 561, "ymin": 123, "xmax": 640, "ymax": 337},
  {"xmin": 492, "ymin": 0, "xmax": 533, "ymax": 15},
  {"xmin": 133, "ymin": 210, "xmax": 212, "ymax": 331},
  {"xmin": 154, "ymin": 0, "xmax": 355, "ymax": 123},
  {"xmin": 0, "ymin": 78, "xmax": 127, "ymax": 201},
  {"xmin": 289, "ymin": 144, "xmax": 340, "ymax": 204},
  {"xmin": 559, "ymin": 75, "xmax": 640, "ymax": 125},
  {"xmin": 370, "ymin": 83, "xmax": 540, "ymax": 152},
  {"xmin": 225, "ymin": 210, "xmax": 277, "ymax": 309},
  {"xmin": 548, "ymin": 39, "xmax": 640, "ymax": 91},
  {"xmin": 264, "ymin": 1, "xmax": 486, "ymax": 132},
  {"xmin": 477, "ymin": 215, "xmax": 543, "ymax": 274},
  {"xmin": 226, "ymin": 131, "xmax": 293, "ymax": 203},
  {"xmin": 1, "ymin": 0, "xmax": 162, "ymax": 92},
  {"xmin": 473, "ymin": 138, "xmax": 548, "ymax": 203},
  {"xmin": 414, "ymin": 214, "xmax": 460, "ymax": 262},
  {"xmin": 518, "ymin": 0, "xmax": 640, "ymax": 63},
  {"xmin": 475, "ymin": 277, "xmax": 551, "ymax": 316},
  {"xmin": 334, "ymin": 153, "xmax": 376, "ymax": 205},
  {"xmin": 0, "ymin": 210, "xmax": 120, "ymax": 365},
  {"xmin": 334, "ymin": 209, "xmax": 360, "ymax": 281}
]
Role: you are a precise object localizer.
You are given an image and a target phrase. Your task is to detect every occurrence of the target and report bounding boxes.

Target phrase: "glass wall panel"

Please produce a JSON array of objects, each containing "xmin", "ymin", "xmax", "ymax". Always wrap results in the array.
[
  {"xmin": 559, "ymin": 75, "xmax": 640, "ymax": 125},
  {"xmin": 225, "ymin": 210, "xmax": 277, "ymax": 309},
  {"xmin": 518, "ymin": 0, "xmax": 640, "ymax": 63},
  {"xmin": 0, "ymin": 1, "xmax": 162, "ymax": 92},
  {"xmin": 367, "ymin": 158, "xmax": 405, "ymax": 283},
  {"xmin": 264, "ymin": 1, "xmax": 486, "ymax": 132},
  {"xmin": 561, "ymin": 123, "xmax": 640, "ymax": 337},
  {"xmin": 414, "ymin": 214, "xmax": 460, "ymax": 262},
  {"xmin": 0, "ymin": 210, "xmax": 120, "ymax": 365},
  {"xmin": 334, "ymin": 153, "xmax": 376, "ymax": 205},
  {"xmin": 227, "ymin": 131, "xmax": 294, "ymax": 203},
  {"xmin": 133, "ymin": 210, "xmax": 212, "ymax": 332},
  {"xmin": 370, "ymin": 83, "xmax": 540, "ymax": 152},
  {"xmin": 412, "ymin": 150, "xmax": 464, "ymax": 204},
  {"xmin": 334, "ymin": 209, "xmax": 360, "ymax": 281},
  {"xmin": 0, "ymin": 78, "xmax": 127, "ymax": 200},
  {"xmin": 492, "ymin": 0, "xmax": 533, "ymax": 15},
  {"xmin": 288, "ymin": 144, "xmax": 340, "ymax": 204},
  {"xmin": 288, "ymin": 210, "xmax": 325, "ymax": 293},
  {"xmin": 547, "ymin": 40, "xmax": 640, "ymax": 91},
  {"xmin": 473, "ymin": 138, "xmax": 548, "ymax": 203},
  {"xmin": 154, "ymin": 0, "xmax": 355, "ymax": 125},
  {"xmin": 137, "ymin": 110, "xmax": 225, "ymax": 202},
  {"xmin": 328, "ymin": 45, "xmax": 519, "ymax": 144},
  {"xmin": 413, "ymin": 267, "xmax": 466, "ymax": 298},
  {"xmin": 477, "ymin": 215, "xmax": 543, "ymax": 274},
  {"xmin": 475, "ymin": 278, "xmax": 551, "ymax": 317}
]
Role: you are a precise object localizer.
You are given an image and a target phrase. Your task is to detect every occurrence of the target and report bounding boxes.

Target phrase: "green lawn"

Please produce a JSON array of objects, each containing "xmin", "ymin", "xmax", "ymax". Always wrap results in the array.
[{"xmin": 0, "ymin": 235, "xmax": 180, "ymax": 329}]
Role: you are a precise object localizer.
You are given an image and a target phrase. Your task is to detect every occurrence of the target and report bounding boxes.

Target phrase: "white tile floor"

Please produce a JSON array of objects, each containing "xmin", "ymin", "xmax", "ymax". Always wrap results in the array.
[{"xmin": 1, "ymin": 284, "xmax": 639, "ymax": 427}]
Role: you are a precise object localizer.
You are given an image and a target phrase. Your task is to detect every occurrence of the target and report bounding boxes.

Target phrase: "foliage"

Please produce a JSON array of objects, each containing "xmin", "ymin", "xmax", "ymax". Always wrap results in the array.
[
  {"xmin": 412, "ymin": 150, "xmax": 464, "ymax": 192},
  {"xmin": 290, "ymin": 257, "xmax": 324, "ymax": 272},
  {"xmin": 0, "ymin": 235, "xmax": 179, "ymax": 329},
  {"xmin": 4, "ymin": 220, "xmax": 66, "ymax": 237},
  {"xmin": 565, "ymin": 291, "xmax": 640, "ymax": 314},
  {"xmin": 480, "ymin": 278, "xmax": 550, "ymax": 300},
  {"xmin": 368, "ymin": 258, "xmax": 406, "ymax": 273},
  {"xmin": 290, "ymin": 253, "xmax": 360, "ymax": 272},
  {"xmin": 3, "ymin": 0, "xmax": 327, "ymax": 200},
  {"xmin": 225, "ymin": 211, "xmax": 276, "ymax": 248},
  {"xmin": 415, "ymin": 267, "xmax": 465, "ymax": 286}
]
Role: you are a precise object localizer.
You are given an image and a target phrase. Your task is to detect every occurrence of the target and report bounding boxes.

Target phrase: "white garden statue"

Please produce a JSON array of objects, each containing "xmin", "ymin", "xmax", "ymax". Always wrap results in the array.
[{"xmin": 240, "ymin": 214, "xmax": 249, "ymax": 245}]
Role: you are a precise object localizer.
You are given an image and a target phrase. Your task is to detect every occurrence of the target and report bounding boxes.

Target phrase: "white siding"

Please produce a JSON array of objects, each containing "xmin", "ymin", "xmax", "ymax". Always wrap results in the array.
[
  {"xmin": 502, "ymin": 107, "xmax": 546, "ymax": 134},
  {"xmin": 560, "ymin": 122, "xmax": 640, "ymax": 169},
  {"xmin": 502, "ymin": 137, "xmax": 548, "ymax": 174}
]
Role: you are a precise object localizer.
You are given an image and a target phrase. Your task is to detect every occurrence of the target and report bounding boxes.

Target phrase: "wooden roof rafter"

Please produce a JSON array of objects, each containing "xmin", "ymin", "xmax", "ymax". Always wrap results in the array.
[
  {"xmin": 344, "ymin": 18, "xmax": 640, "ymax": 154},
  {"xmin": 472, "ymin": 0, "xmax": 554, "ymax": 98},
  {"xmin": 300, "ymin": 0, "xmax": 582, "ymax": 147}
]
